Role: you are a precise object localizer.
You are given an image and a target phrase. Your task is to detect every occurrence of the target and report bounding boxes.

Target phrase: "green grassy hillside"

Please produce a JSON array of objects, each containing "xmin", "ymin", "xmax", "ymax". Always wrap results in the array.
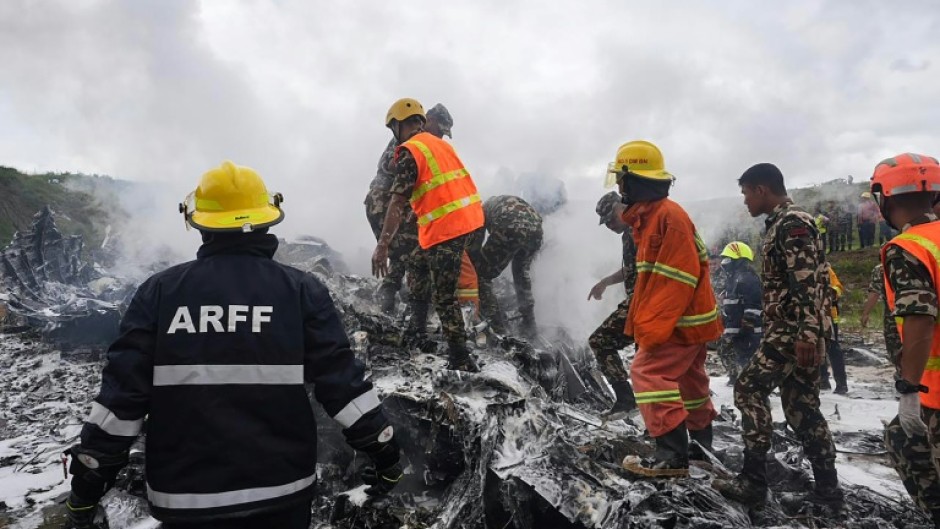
[
  {"xmin": 827, "ymin": 247, "xmax": 882, "ymax": 332},
  {"xmin": 0, "ymin": 166, "xmax": 112, "ymax": 252}
]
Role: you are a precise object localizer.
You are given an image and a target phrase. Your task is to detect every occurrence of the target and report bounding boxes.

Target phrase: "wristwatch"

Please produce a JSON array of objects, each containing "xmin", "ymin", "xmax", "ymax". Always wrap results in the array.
[{"xmin": 895, "ymin": 379, "xmax": 929, "ymax": 394}]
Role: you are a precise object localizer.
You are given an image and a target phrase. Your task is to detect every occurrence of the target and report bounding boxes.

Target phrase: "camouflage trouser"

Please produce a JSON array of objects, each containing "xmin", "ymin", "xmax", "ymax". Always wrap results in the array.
[
  {"xmin": 718, "ymin": 334, "xmax": 760, "ymax": 380},
  {"xmin": 468, "ymin": 225, "xmax": 543, "ymax": 325},
  {"xmin": 408, "ymin": 232, "xmax": 475, "ymax": 344},
  {"xmin": 587, "ymin": 298, "xmax": 633, "ymax": 383},
  {"xmin": 734, "ymin": 341, "xmax": 837, "ymax": 466},
  {"xmin": 884, "ymin": 411, "xmax": 940, "ymax": 513}
]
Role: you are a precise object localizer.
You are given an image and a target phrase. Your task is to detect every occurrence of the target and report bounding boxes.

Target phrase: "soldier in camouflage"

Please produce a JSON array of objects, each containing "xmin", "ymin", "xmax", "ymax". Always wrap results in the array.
[
  {"xmin": 372, "ymin": 100, "xmax": 481, "ymax": 371},
  {"xmin": 882, "ymin": 224, "xmax": 940, "ymax": 522},
  {"xmin": 713, "ymin": 163, "xmax": 843, "ymax": 509},
  {"xmin": 870, "ymin": 152, "xmax": 940, "ymax": 526},
  {"xmin": 467, "ymin": 195, "xmax": 543, "ymax": 338},
  {"xmin": 586, "ymin": 191, "xmax": 637, "ymax": 417},
  {"xmin": 365, "ymin": 105, "xmax": 455, "ymax": 315},
  {"xmin": 364, "ymin": 138, "xmax": 419, "ymax": 313}
]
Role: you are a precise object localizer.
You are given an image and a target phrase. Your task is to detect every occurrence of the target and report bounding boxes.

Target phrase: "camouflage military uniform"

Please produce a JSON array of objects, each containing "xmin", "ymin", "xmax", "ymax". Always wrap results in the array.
[
  {"xmin": 882, "ymin": 214, "xmax": 940, "ymax": 517},
  {"xmin": 467, "ymin": 196, "xmax": 543, "ymax": 334},
  {"xmin": 586, "ymin": 230, "xmax": 637, "ymax": 383},
  {"xmin": 867, "ymin": 263, "xmax": 902, "ymax": 369},
  {"xmin": 364, "ymin": 139, "xmax": 419, "ymax": 304},
  {"xmin": 734, "ymin": 200, "xmax": 837, "ymax": 468},
  {"xmin": 390, "ymin": 148, "xmax": 474, "ymax": 344}
]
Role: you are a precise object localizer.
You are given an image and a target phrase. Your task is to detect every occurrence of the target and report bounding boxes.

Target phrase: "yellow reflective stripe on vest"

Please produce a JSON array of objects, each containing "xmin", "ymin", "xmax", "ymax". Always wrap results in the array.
[
  {"xmin": 406, "ymin": 140, "xmax": 444, "ymax": 179},
  {"xmin": 457, "ymin": 288, "xmax": 479, "ymax": 297},
  {"xmin": 406, "ymin": 140, "xmax": 471, "ymax": 202},
  {"xmin": 411, "ymin": 168, "xmax": 469, "ymax": 202},
  {"xmin": 676, "ymin": 306, "xmax": 720, "ymax": 328},
  {"xmin": 417, "ymin": 194, "xmax": 482, "ymax": 226},
  {"xmin": 926, "ymin": 357, "xmax": 940, "ymax": 371},
  {"xmin": 634, "ymin": 389, "xmax": 682, "ymax": 404},
  {"xmin": 683, "ymin": 396, "xmax": 710, "ymax": 410},
  {"xmin": 636, "ymin": 262, "xmax": 698, "ymax": 288},
  {"xmin": 895, "ymin": 233, "xmax": 940, "ymax": 268}
]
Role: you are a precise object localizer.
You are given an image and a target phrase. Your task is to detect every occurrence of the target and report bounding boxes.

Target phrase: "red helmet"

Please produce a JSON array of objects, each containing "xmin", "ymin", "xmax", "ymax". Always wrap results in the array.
[{"xmin": 870, "ymin": 152, "xmax": 940, "ymax": 199}]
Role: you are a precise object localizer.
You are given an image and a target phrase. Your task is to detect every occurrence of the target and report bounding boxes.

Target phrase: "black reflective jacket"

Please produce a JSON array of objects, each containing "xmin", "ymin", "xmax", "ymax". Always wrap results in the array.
[
  {"xmin": 720, "ymin": 262, "xmax": 763, "ymax": 336},
  {"xmin": 80, "ymin": 233, "xmax": 385, "ymax": 522}
]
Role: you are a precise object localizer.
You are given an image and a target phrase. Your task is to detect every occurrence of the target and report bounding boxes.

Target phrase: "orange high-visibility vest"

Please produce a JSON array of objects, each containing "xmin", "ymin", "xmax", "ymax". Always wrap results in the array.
[
  {"xmin": 883, "ymin": 221, "xmax": 940, "ymax": 409},
  {"xmin": 457, "ymin": 252, "xmax": 479, "ymax": 310},
  {"xmin": 398, "ymin": 132, "xmax": 484, "ymax": 249}
]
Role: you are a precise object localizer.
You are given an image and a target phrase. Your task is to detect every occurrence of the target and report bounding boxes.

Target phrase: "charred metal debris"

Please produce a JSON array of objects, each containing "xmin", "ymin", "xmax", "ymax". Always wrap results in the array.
[{"xmin": 0, "ymin": 217, "xmax": 930, "ymax": 528}]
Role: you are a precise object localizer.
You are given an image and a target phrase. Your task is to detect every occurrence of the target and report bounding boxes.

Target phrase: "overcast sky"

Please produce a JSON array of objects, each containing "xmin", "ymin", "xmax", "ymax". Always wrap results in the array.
[{"xmin": 1, "ymin": 0, "xmax": 938, "ymax": 333}]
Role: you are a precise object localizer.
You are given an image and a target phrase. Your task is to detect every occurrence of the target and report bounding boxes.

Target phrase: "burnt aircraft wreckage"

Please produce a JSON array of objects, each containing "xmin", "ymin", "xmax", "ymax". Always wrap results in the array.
[{"xmin": 0, "ymin": 213, "xmax": 931, "ymax": 528}]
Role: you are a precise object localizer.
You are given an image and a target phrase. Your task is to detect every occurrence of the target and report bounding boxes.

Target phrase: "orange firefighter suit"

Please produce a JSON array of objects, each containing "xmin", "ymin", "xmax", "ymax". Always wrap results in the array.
[{"xmin": 623, "ymin": 198, "xmax": 723, "ymax": 436}]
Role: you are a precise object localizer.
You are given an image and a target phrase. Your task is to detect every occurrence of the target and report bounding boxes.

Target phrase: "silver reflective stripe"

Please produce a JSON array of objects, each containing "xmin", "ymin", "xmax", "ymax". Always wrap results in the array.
[
  {"xmin": 890, "ymin": 184, "xmax": 919, "ymax": 194},
  {"xmin": 723, "ymin": 327, "xmax": 763, "ymax": 336},
  {"xmin": 152, "ymin": 365, "xmax": 303, "ymax": 386},
  {"xmin": 332, "ymin": 389, "xmax": 381, "ymax": 428},
  {"xmin": 744, "ymin": 309, "xmax": 762, "ymax": 316},
  {"xmin": 147, "ymin": 472, "xmax": 316, "ymax": 509},
  {"xmin": 722, "ymin": 299, "xmax": 741, "ymax": 305},
  {"xmin": 87, "ymin": 402, "xmax": 144, "ymax": 437}
]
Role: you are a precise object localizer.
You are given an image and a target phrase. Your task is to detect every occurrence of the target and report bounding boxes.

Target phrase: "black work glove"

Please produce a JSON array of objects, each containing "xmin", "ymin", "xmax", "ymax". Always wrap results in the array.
[
  {"xmin": 346, "ymin": 422, "xmax": 403, "ymax": 496},
  {"xmin": 65, "ymin": 445, "xmax": 128, "ymax": 507},
  {"xmin": 361, "ymin": 462, "xmax": 404, "ymax": 495},
  {"xmin": 64, "ymin": 493, "xmax": 106, "ymax": 529}
]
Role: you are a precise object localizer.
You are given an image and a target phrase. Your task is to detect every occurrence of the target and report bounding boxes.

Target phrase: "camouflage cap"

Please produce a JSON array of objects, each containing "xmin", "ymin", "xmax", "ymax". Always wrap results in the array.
[
  {"xmin": 427, "ymin": 104, "xmax": 453, "ymax": 137},
  {"xmin": 596, "ymin": 191, "xmax": 621, "ymax": 225}
]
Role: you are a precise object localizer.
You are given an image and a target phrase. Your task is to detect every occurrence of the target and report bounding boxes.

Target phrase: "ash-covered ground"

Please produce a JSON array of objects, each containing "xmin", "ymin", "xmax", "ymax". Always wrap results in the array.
[
  {"xmin": 0, "ymin": 211, "xmax": 929, "ymax": 529},
  {"xmin": 0, "ymin": 289, "xmax": 929, "ymax": 528}
]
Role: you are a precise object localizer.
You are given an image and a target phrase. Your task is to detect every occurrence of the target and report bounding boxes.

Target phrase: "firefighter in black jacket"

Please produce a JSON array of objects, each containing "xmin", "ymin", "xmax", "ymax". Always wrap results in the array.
[
  {"xmin": 63, "ymin": 161, "xmax": 402, "ymax": 529},
  {"xmin": 717, "ymin": 241, "xmax": 763, "ymax": 387}
]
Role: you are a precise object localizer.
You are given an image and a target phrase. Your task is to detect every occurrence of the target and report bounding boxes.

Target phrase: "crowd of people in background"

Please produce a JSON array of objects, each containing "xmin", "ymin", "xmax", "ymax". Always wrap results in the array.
[{"xmin": 813, "ymin": 186, "xmax": 898, "ymax": 253}]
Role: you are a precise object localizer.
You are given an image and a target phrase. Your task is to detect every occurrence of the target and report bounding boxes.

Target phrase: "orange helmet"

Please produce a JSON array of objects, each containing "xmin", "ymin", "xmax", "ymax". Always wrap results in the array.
[{"xmin": 870, "ymin": 153, "xmax": 940, "ymax": 200}]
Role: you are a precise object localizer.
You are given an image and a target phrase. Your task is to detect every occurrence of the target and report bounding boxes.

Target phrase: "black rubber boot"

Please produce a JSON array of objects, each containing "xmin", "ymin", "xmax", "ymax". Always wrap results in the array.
[
  {"xmin": 828, "ymin": 337, "xmax": 848, "ymax": 394},
  {"xmin": 402, "ymin": 302, "xmax": 434, "ymax": 352},
  {"xmin": 806, "ymin": 461, "xmax": 844, "ymax": 509},
  {"xmin": 713, "ymin": 449, "xmax": 768, "ymax": 506},
  {"xmin": 447, "ymin": 341, "xmax": 479, "ymax": 372},
  {"xmin": 602, "ymin": 381, "xmax": 637, "ymax": 419},
  {"xmin": 407, "ymin": 302, "xmax": 429, "ymax": 334},
  {"xmin": 377, "ymin": 284, "xmax": 397, "ymax": 315},
  {"xmin": 519, "ymin": 307, "xmax": 537, "ymax": 340},
  {"xmin": 623, "ymin": 424, "xmax": 689, "ymax": 478},
  {"xmin": 689, "ymin": 424, "xmax": 713, "ymax": 461}
]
